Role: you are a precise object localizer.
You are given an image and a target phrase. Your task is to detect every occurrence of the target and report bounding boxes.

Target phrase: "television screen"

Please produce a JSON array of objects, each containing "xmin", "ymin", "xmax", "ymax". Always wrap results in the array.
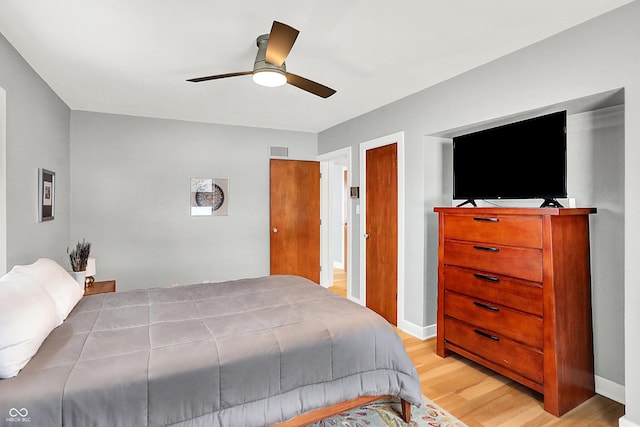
[{"xmin": 453, "ymin": 111, "xmax": 567, "ymax": 205}]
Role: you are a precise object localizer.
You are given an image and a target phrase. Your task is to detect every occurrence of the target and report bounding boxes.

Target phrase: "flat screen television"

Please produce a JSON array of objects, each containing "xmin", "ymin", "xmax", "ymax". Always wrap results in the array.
[{"xmin": 452, "ymin": 111, "xmax": 567, "ymax": 208}]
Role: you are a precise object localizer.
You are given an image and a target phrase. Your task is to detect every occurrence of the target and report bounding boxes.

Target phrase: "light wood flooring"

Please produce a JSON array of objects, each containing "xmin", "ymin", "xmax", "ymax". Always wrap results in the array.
[{"xmin": 329, "ymin": 268, "xmax": 625, "ymax": 426}]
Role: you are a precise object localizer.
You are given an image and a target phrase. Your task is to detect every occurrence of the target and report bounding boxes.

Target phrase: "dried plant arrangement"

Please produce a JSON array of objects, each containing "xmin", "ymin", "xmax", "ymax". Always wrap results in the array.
[{"xmin": 68, "ymin": 239, "xmax": 91, "ymax": 272}]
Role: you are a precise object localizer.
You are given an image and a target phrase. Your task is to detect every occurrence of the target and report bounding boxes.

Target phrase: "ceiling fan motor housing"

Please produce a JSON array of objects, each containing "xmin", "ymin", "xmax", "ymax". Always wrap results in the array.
[{"xmin": 254, "ymin": 34, "xmax": 287, "ymax": 75}]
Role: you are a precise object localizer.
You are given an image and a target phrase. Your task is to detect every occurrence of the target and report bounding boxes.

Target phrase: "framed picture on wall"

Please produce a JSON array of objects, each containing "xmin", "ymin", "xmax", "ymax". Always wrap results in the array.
[
  {"xmin": 38, "ymin": 168, "xmax": 55, "ymax": 222},
  {"xmin": 190, "ymin": 178, "xmax": 229, "ymax": 216}
]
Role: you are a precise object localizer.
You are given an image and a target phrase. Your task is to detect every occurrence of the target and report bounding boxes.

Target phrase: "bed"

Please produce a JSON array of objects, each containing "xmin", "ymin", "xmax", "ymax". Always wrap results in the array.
[{"xmin": 0, "ymin": 260, "xmax": 421, "ymax": 426}]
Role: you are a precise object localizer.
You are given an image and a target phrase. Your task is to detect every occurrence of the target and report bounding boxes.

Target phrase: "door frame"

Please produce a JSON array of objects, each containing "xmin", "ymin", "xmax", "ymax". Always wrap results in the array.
[
  {"xmin": 359, "ymin": 132, "xmax": 405, "ymax": 325},
  {"xmin": 318, "ymin": 147, "xmax": 352, "ymax": 293},
  {"xmin": 0, "ymin": 87, "xmax": 6, "ymax": 274}
]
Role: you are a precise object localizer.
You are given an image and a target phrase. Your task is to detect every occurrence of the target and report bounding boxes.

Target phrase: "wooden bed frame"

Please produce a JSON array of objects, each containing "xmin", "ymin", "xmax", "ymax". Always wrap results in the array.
[{"xmin": 272, "ymin": 396, "xmax": 411, "ymax": 426}]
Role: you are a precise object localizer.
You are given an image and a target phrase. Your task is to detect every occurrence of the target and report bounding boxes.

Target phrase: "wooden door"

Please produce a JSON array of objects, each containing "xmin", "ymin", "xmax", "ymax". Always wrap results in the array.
[
  {"xmin": 270, "ymin": 159, "xmax": 320, "ymax": 283},
  {"xmin": 365, "ymin": 143, "xmax": 398, "ymax": 324}
]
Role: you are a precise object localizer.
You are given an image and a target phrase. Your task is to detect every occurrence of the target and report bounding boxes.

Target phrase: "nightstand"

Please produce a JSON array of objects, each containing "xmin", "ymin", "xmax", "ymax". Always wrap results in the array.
[{"xmin": 84, "ymin": 280, "xmax": 116, "ymax": 296}]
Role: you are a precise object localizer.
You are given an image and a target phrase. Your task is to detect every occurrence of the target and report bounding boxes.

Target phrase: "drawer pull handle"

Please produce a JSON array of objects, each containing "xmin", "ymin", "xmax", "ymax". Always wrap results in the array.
[
  {"xmin": 474, "ymin": 301, "xmax": 500, "ymax": 312},
  {"xmin": 473, "ymin": 217, "xmax": 499, "ymax": 222},
  {"xmin": 473, "ymin": 245, "xmax": 500, "ymax": 252},
  {"xmin": 474, "ymin": 329, "xmax": 500, "ymax": 341},
  {"xmin": 473, "ymin": 273, "xmax": 499, "ymax": 282}
]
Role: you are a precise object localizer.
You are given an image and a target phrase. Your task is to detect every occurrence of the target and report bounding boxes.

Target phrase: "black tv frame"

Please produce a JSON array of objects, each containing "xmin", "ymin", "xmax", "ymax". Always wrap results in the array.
[{"xmin": 452, "ymin": 111, "xmax": 567, "ymax": 208}]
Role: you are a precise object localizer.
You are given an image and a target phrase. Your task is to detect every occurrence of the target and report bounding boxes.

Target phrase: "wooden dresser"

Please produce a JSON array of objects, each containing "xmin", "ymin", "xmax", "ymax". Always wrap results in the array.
[{"xmin": 434, "ymin": 207, "xmax": 596, "ymax": 416}]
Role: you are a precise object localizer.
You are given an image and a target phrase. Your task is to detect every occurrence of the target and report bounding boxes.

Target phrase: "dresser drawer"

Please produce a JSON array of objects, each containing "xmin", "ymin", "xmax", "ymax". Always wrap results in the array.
[
  {"xmin": 443, "ymin": 241, "xmax": 543, "ymax": 282},
  {"xmin": 444, "ymin": 266, "xmax": 543, "ymax": 316},
  {"xmin": 445, "ymin": 317, "xmax": 543, "ymax": 384},
  {"xmin": 443, "ymin": 214, "xmax": 542, "ymax": 249},
  {"xmin": 445, "ymin": 291, "xmax": 543, "ymax": 348}
]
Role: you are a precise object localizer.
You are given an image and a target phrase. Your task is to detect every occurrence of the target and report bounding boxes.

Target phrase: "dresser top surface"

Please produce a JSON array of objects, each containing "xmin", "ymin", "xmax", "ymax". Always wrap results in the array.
[{"xmin": 433, "ymin": 207, "xmax": 597, "ymax": 216}]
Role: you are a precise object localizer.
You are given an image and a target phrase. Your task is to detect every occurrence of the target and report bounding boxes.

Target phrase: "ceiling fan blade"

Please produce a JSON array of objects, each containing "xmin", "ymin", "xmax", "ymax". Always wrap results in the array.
[
  {"xmin": 186, "ymin": 71, "xmax": 252, "ymax": 83},
  {"xmin": 265, "ymin": 21, "xmax": 299, "ymax": 67},
  {"xmin": 286, "ymin": 73, "xmax": 336, "ymax": 98}
]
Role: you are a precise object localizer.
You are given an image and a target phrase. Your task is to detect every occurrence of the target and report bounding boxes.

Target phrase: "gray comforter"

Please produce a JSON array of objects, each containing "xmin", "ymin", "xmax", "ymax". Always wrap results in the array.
[{"xmin": 0, "ymin": 275, "xmax": 421, "ymax": 426}]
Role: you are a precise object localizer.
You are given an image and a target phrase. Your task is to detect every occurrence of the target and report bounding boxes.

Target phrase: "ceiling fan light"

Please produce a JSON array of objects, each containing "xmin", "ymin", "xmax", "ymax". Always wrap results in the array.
[{"xmin": 253, "ymin": 69, "xmax": 287, "ymax": 87}]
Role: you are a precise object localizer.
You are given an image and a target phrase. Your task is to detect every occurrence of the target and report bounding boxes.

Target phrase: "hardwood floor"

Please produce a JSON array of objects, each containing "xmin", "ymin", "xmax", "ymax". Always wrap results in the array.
[
  {"xmin": 331, "ymin": 267, "xmax": 347, "ymax": 297},
  {"xmin": 329, "ymin": 268, "xmax": 625, "ymax": 426}
]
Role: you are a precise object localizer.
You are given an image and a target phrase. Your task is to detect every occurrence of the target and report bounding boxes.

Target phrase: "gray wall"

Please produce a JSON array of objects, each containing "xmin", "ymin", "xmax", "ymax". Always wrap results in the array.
[
  {"xmin": 569, "ymin": 106, "xmax": 625, "ymax": 385},
  {"xmin": 319, "ymin": 1, "xmax": 639, "ymax": 416},
  {"xmin": 0, "ymin": 32, "xmax": 71, "ymax": 269},
  {"xmin": 70, "ymin": 111, "xmax": 317, "ymax": 291}
]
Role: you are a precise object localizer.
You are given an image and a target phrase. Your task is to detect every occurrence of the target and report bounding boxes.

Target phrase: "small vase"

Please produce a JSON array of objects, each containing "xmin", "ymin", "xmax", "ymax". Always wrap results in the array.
[{"xmin": 70, "ymin": 271, "xmax": 86, "ymax": 288}]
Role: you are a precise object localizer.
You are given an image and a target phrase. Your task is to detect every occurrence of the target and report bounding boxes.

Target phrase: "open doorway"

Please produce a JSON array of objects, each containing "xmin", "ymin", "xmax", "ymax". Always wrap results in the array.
[
  {"xmin": 318, "ymin": 147, "xmax": 352, "ymax": 298},
  {"xmin": 329, "ymin": 163, "xmax": 347, "ymax": 297}
]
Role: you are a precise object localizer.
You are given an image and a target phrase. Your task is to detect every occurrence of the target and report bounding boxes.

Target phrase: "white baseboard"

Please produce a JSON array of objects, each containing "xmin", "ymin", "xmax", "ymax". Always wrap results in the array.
[
  {"xmin": 619, "ymin": 416, "xmax": 640, "ymax": 427},
  {"xmin": 332, "ymin": 261, "xmax": 344, "ymax": 270},
  {"xmin": 398, "ymin": 320, "xmax": 436, "ymax": 341},
  {"xmin": 595, "ymin": 375, "xmax": 625, "ymax": 404}
]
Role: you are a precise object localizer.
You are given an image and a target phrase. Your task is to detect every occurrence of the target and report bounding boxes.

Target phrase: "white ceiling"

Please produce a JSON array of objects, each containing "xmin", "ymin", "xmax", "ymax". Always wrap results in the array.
[{"xmin": 0, "ymin": 1, "xmax": 633, "ymax": 133}]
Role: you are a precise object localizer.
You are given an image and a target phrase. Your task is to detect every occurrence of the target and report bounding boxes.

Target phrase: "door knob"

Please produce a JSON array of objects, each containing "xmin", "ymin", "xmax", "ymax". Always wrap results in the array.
[
  {"xmin": 364, "ymin": 233, "xmax": 370, "ymax": 239},
  {"xmin": 272, "ymin": 227, "xmax": 278, "ymax": 233}
]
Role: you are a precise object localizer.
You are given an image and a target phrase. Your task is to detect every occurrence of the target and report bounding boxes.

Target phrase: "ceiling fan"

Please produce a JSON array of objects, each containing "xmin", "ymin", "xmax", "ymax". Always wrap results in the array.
[{"xmin": 187, "ymin": 21, "xmax": 336, "ymax": 98}]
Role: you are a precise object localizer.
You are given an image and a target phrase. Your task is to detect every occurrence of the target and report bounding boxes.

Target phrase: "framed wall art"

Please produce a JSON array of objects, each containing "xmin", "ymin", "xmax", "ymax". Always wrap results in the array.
[
  {"xmin": 190, "ymin": 178, "xmax": 229, "ymax": 216},
  {"xmin": 38, "ymin": 168, "xmax": 55, "ymax": 222}
]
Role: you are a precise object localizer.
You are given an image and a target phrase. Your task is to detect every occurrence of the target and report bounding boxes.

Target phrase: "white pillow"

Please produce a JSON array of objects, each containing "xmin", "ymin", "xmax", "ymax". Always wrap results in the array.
[
  {"xmin": 0, "ymin": 267, "xmax": 61, "ymax": 378},
  {"xmin": 13, "ymin": 258, "xmax": 84, "ymax": 322}
]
